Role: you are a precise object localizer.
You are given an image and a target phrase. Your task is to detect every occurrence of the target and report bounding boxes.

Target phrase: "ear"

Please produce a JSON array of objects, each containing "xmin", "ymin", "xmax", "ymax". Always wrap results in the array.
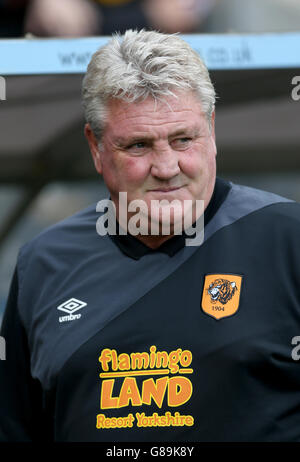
[
  {"xmin": 84, "ymin": 123, "xmax": 103, "ymax": 174},
  {"xmin": 210, "ymin": 110, "xmax": 217, "ymax": 156},
  {"xmin": 210, "ymin": 110, "xmax": 216, "ymax": 140}
]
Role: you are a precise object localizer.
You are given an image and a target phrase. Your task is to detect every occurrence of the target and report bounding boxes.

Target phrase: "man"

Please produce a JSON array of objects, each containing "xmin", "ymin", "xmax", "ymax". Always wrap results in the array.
[{"xmin": 1, "ymin": 29, "xmax": 300, "ymax": 442}]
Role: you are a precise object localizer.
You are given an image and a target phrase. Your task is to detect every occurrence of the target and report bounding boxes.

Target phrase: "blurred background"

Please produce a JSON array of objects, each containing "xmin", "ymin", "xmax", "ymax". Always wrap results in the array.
[
  {"xmin": 0, "ymin": 0, "xmax": 300, "ymax": 325},
  {"xmin": 2, "ymin": 0, "xmax": 300, "ymax": 38}
]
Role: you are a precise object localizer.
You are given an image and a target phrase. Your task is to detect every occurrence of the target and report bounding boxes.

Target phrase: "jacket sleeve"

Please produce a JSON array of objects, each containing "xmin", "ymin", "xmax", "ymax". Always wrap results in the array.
[{"xmin": 0, "ymin": 268, "xmax": 48, "ymax": 441}]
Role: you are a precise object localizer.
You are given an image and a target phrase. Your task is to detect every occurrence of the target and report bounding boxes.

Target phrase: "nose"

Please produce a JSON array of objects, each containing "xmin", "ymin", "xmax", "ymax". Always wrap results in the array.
[{"xmin": 150, "ymin": 145, "xmax": 180, "ymax": 180}]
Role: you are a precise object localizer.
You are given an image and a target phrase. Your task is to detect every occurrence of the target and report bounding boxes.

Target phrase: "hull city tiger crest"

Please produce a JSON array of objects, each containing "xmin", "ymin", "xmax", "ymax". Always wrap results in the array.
[{"xmin": 201, "ymin": 274, "xmax": 243, "ymax": 320}]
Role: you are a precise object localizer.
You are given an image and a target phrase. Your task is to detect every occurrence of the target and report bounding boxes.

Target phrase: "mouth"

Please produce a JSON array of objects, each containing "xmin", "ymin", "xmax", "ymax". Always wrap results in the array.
[{"xmin": 149, "ymin": 186, "xmax": 184, "ymax": 193}]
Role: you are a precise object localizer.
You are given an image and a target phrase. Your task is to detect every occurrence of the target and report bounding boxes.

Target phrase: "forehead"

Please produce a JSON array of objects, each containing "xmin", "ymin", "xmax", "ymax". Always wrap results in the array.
[{"xmin": 103, "ymin": 91, "xmax": 206, "ymax": 140}]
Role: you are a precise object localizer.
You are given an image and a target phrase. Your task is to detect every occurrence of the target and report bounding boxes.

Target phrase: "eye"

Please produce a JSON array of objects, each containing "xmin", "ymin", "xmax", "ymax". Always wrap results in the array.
[
  {"xmin": 128, "ymin": 142, "xmax": 146, "ymax": 149},
  {"xmin": 125, "ymin": 141, "xmax": 149, "ymax": 155},
  {"xmin": 171, "ymin": 137, "xmax": 193, "ymax": 150},
  {"xmin": 180, "ymin": 137, "xmax": 191, "ymax": 143}
]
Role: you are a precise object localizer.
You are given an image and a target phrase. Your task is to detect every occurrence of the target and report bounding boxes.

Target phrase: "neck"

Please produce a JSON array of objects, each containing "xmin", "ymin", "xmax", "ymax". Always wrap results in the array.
[{"xmin": 132, "ymin": 233, "xmax": 176, "ymax": 249}]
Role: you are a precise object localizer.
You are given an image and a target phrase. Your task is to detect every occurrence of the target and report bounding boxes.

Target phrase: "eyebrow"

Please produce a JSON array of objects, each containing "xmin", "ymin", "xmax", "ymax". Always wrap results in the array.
[
  {"xmin": 114, "ymin": 135, "xmax": 151, "ymax": 146},
  {"xmin": 115, "ymin": 128, "xmax": 201, "ymax": 146},
  {"xmin": 168, "ymin": 128, "xmax": 200, "ymax": 138}
]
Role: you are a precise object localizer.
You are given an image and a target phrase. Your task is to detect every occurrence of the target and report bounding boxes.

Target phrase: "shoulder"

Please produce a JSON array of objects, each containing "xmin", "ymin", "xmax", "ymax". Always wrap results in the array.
[
  {"xmin": 205, "ymin": 180, "xmax": 299, "ymax": 245},
  {"xmin": 17, "ymin": 202, "xmax": 107, "ymax": 273},
  {"xmin": 229, "ymin": 181, "xmax": 294, "ymax": 205},
  {"xmin": 228, "ymin": 181, "xmax": 300, "ymax": 228},
  {"xmin": 21, "ymin": 202, "xmax": 97, "ymax": 246}
]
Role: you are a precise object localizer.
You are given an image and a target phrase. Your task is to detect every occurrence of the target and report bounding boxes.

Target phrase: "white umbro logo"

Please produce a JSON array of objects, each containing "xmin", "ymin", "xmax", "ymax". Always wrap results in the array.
[{"xmin": 57, "ymin": 298, "xmax": 87, "ymax": 323}]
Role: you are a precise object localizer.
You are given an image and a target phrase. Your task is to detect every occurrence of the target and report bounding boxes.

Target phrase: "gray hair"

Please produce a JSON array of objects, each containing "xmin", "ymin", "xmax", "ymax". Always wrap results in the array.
[{"xmin": 82, "ymin": 29, "xmax": 216, "ymax": 141}]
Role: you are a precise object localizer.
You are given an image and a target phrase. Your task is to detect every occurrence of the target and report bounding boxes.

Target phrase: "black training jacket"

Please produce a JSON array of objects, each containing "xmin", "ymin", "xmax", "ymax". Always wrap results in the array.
[{"xmin": 0, "ymin": 178, "xmax": 300, "ymax": 442}]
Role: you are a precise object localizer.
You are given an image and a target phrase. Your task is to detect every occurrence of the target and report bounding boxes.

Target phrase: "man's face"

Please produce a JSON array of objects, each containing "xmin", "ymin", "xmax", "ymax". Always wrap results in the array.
[{"xmin": 85, "ymin": 90, "xmax": 217, "ymax": 232}]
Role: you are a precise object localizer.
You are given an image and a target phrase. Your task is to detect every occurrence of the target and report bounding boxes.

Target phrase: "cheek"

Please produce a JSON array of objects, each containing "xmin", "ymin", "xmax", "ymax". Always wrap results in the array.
[
  {"xmin": 179, "ymin": 156, "xmax": 198, "ymax": 178},
  {"xmin": 119, "ymin": 157, "xmax": 150, "ymax": 184},
  {"xmin": 102, "ymin": 154, "xmax": 150, "ymax": 193},
  {"xmin": 181, "ymin": 140, "xmax": 216, "ymax": 178},
  {"xmin": 179, "ymin": 151, "xmax": 204, "ymax": 178}
]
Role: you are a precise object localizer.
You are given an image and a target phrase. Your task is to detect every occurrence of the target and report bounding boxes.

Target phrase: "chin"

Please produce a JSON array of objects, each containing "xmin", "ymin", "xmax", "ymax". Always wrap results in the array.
[{"xmin": 149, "ymin": 205, "xmax": 186, "ymax": 233}]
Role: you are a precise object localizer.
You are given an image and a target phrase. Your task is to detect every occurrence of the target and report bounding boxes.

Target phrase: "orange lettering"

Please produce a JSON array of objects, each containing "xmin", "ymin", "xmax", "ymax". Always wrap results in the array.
[
  {"xmin": 100, "ymin": 379, "xmax": 119, "ymax": 409},
  {"xmin": 118, "ymin": 377, "xmax": 142, "ymax": 408},
  {"xmin": 118, "ymin": 353, "xmax": 130, "ymax": 370},
  {"xmin": 141, "ymin": 377, "xmax": 168, "ymax": 408},
  {"xmin": 168, "ymin": 376, "xmax": 192, "ymax": 407}
]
